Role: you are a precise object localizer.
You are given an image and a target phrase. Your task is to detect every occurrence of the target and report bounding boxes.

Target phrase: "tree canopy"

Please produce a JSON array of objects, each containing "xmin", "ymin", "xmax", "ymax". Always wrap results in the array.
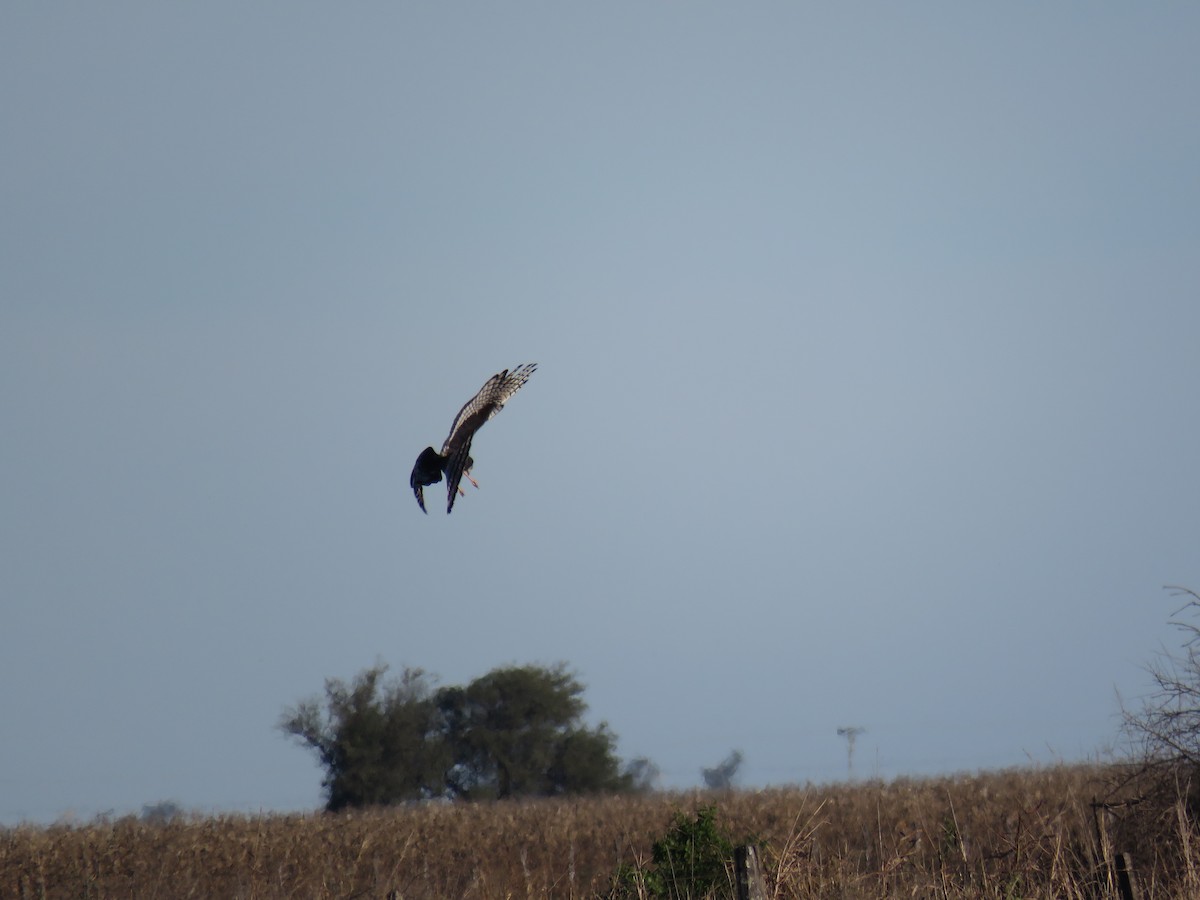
[{"xmin": 281, "ymin": 662, "xmax": 643, "ymax": 810}]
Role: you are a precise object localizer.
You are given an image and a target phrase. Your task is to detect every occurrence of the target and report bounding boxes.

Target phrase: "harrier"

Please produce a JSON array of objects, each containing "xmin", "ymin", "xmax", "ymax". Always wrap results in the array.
[{"xmin": 410, "ymin": 364, "xmax": 537, "ymax": 514}]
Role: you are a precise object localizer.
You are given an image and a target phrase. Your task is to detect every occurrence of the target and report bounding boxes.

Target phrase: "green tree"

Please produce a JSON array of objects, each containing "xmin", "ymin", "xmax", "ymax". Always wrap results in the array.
[
  {"xmin": 279, "ymin": 664, "xmax": 447, "ymax": 811},
  {"xmin": 281, "ymin": 661, "xmax": 643, "ymax": 809},
  {"xmin": 438, "ymin": 663, "xmax": 632, "ymax": 799},
  {"xmin": 701, "ymin": 750, "xmax": 743, "ymax": 790}
]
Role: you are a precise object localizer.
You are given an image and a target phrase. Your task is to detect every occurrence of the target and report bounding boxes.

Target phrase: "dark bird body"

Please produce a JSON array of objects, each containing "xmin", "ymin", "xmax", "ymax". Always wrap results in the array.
[{"xmin": 410, "ymin": 364, "xmax": 537, "ymax": 513}]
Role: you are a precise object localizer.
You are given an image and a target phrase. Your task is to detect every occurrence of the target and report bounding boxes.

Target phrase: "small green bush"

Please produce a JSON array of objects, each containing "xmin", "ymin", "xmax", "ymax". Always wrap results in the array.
[{"xmin": 610, "ymin": 806, "xmax": 738, "ymax": 899}]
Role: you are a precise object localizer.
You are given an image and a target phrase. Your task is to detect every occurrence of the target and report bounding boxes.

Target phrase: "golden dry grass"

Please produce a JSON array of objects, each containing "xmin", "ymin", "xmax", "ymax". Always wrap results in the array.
[{"xmin": 1, "ymin": 762, "xmax": 1195, "ymax": 899}]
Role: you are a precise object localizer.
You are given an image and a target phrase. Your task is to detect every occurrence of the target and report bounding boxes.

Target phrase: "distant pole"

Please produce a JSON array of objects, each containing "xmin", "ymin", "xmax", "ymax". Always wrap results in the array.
[{"xmin": 837, "ymin": 727, "xmax": 866, "ymax": 780}]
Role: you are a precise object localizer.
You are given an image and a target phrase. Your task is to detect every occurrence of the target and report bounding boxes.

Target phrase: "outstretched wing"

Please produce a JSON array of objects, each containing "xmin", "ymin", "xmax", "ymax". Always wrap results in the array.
[
  {"xmin": 440, "ymin": 363, "xmax": 538, "ymax": 456},
  {"xmin": 443, "ymin": 438, "xmax": 473, "ymax": 514},
  {"xmin": 409, "ymin": 446, "xmax": 444, "ymax": 514},
  {"xmin": 440, "ymin": 363, "xmax": 537, "ymax": 514}
]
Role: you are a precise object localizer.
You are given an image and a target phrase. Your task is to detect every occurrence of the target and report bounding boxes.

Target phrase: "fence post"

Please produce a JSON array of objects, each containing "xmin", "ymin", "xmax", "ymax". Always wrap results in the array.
[
  {"xmin": 1114, "ymin": 851, "xmax": 1139, "ymax": 900},
  {"xmin": 734, "ymin": 845, "xmax": 767, "ymax": 900},
  {"xmin": 1092, "ymin": 800, "xmax": 1139, "ymax": 900}
]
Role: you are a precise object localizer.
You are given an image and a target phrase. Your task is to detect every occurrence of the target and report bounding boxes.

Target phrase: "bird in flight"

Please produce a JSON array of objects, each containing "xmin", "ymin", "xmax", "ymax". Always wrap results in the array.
[{"xmin": 410, "ymin": 363, "xmax": 537, "ymax": 514}]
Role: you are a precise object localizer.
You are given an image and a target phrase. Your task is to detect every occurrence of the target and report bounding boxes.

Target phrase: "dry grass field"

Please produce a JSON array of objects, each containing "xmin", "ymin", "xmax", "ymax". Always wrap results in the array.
[{"xmin": 2, "ymin": 762, "xmax": 1197, "ymax": 899}]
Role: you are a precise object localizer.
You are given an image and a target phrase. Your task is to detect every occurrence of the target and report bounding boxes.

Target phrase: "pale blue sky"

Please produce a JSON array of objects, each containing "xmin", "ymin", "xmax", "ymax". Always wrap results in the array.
[{"xmin": 2, "ymin": 4, "xmax": 1198, "ymax": 824}]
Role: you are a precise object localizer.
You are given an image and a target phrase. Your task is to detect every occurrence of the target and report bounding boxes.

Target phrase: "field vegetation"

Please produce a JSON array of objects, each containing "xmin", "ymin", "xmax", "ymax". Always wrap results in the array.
[{"xmin": 4, "ymin": 761, "xmax": 1198, "ymax": 899}]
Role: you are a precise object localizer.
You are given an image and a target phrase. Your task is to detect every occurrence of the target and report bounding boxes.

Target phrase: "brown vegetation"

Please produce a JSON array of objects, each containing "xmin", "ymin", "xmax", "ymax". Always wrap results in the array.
[{"xmin": 2, "ymin": 762, "xmax": 1197, "ymax": 899}]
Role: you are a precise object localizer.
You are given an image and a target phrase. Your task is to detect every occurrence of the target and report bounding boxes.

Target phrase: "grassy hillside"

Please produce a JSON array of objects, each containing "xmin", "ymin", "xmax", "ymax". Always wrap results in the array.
[{"xmin": 2, "ymin": 762, "xmax": 1193, "ymax": 898}]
